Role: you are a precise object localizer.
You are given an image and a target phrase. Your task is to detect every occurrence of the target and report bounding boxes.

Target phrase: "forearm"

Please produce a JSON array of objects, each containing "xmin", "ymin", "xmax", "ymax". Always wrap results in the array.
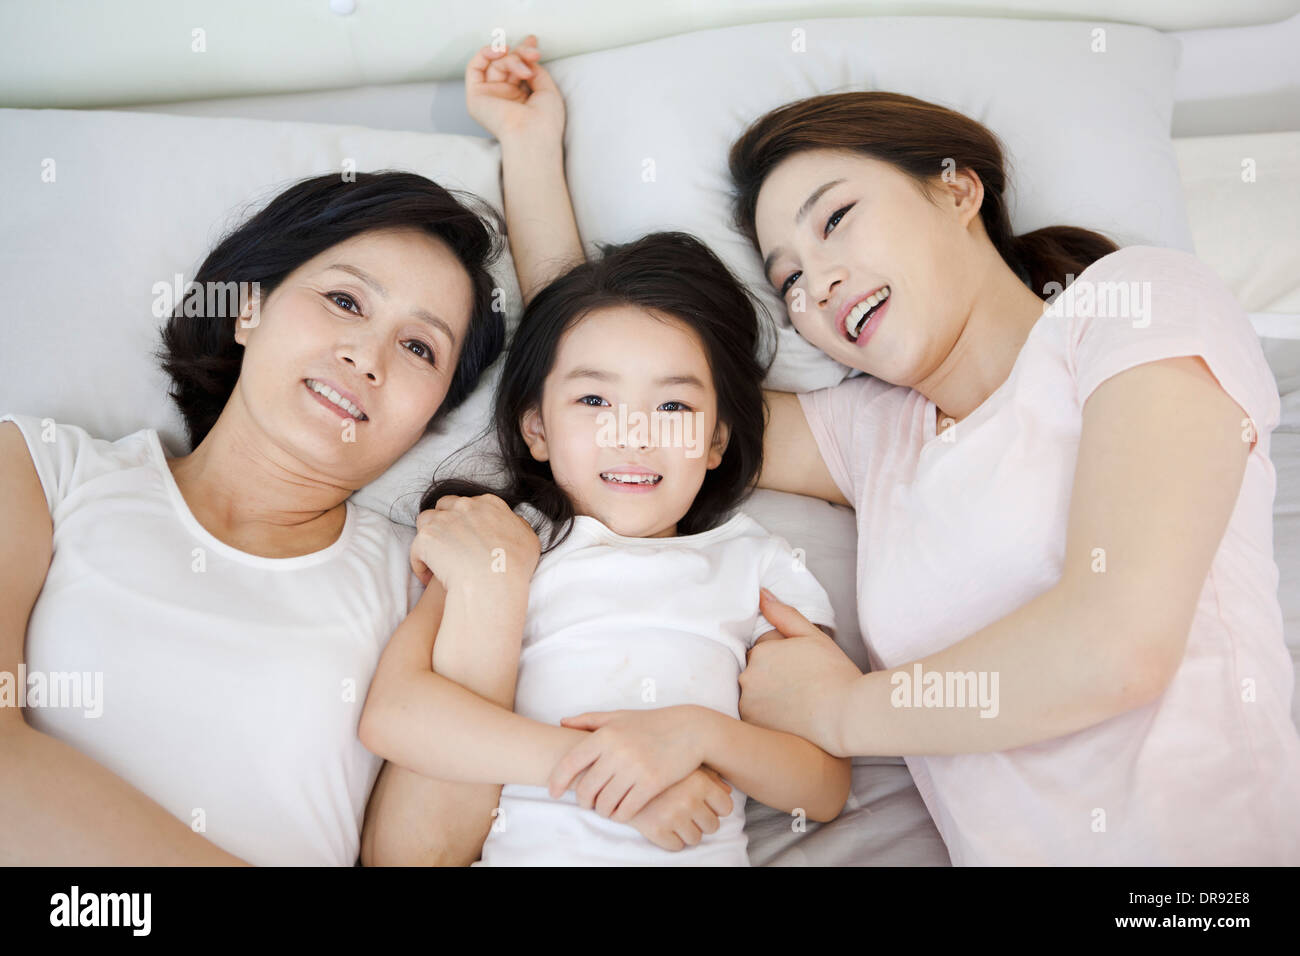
[
  {"xmin": 361, "ymin": 580, "xmax": 587, "ymax": 787},
  {"xmin": 0, "ymin": 720, "xmax": 247, "ymax": 865},
  {"xmin": 499, "ymin": 134, "xmax": 585, "ymax": 304},
  {"xmin": 835, "ymin": 583, "xmax": 1155, "ymax": 757},
  {"xmin": 362, "ymin": 579, "xmax": 531, "ymax": 866},
  {"xmin": 697, "ymin": 708, "xmax": 851, "ymax": 822},
  {"xmin": 363, "ymin": 670, "xmax": 586, "ymax": 786}
]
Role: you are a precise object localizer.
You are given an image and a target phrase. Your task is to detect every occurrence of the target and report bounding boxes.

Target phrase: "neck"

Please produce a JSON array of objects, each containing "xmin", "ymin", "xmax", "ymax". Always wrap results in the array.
[
  {"xmin": 166, "ymin": 392, "xmax": 353, "ymax": 556},
  {"xmin": 914, "ymin": 251, "xmax": 1047, "ymax": 425}
]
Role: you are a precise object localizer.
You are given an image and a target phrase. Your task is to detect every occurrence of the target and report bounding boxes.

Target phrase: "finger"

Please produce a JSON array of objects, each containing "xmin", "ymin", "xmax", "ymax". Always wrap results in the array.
[
  {"xmin": 547, "ymin": 743, "xmax": 595, "ymax": 798},
  {"xmin": 656, "ymin": 831, "xmax": 686, "ymax": 852},
  {"xmin": 574, "ymin": 760, "xmax": 615, "ymax": 810},
  {"xmin": 758, "ymin": 587, "xmax": 816, "ymax": 638},
  {"xmin": 433, "ymin": 495, "xmax": 463, "ymax": 511},
  {"xmin": 465, "ymin": 45, "xmax": 508, "ymax": 84},
  {"xmin": 706, "ymin": 780, "xmax": 735, "ymax": 817},
  {"xmin": 675, "ymin": 820, "xmax": 705, "ymax": 847},
  {"xmin": 694, "ymin": 806, "xmax": 722, "ymax": 835},
  {"xmin": 558, "ymin": 711, "xmax": 612, "ymax": 730},
  {"xmin": 484, "ymin": 58, "xmax": 515, "ymax": 85},
  {"xmin": 485, "ymin": 51, "xmax": 531, "ymax": 85},
  {"xmin": 611, "ymin": 781, "xmax": 655, "ymax": 823},
  {"xmin": 500, "ymin": 51, "xmax": 535, "ymax": 80},
  {"xmin": 595, "ymin": 772, "xmax": 634, "ymax": 819},
  {"xmin": 522, "ymin": 60, "xmax": 560, "ymax": 95}
]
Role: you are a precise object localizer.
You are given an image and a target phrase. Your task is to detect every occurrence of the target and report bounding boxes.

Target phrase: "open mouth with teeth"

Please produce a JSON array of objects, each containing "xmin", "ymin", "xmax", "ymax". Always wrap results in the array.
[
  {"xmin": 600, "ymin": 471, "xmax": 662, "ymax": 486},
  {"xmin": 846, "ymin": 285, "xmax": 890, "ymax": 341},
  {"xmin": 305, "ymin": 378, "xmax": 368, "ymax": 421}
]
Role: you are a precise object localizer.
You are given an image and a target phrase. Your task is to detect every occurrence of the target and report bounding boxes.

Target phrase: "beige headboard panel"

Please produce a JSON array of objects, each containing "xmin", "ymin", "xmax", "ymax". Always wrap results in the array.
[{"xmin": 4, "ymin": 0, "xmax": 1297, "ymax": 109}]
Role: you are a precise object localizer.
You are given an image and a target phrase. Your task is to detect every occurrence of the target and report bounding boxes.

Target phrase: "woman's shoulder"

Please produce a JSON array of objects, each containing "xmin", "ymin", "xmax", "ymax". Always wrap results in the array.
[
  {"xmin": 1, "ymin": 413, "xmax": 159, "ymax": 510},
  {"xmin": 1068, "ymin": 244, "xmax": 1231, "ymax": 301}
]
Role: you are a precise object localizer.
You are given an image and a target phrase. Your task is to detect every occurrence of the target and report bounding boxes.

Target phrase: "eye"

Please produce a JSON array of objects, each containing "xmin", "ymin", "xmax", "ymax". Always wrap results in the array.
[
  {"xmin": 658, "ymin": 401, "xmax": 691, "ymax": 413},
  {"xmin": 824, "ymin": 203, "xmax": 854, "ymax": 238},
  {"xmin": 779, "ymin": 270, "xmax": 802, "ymax": 298},
  {"xmin": 578, "ymin": 395, "xmax": 608, "ymax": 407},
  {"xmin": 403, "ymin": 340, "xmax": 437, "ymax": 367},
  {"xmin": 328, "ymin": 292, "xmax": 360, "ymax": 313}
]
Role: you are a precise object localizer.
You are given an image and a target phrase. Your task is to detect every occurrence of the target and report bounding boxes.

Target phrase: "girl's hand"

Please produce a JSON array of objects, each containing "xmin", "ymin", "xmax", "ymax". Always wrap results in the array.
[
  {"xmin": 548, "ymin": 705, "xmax": 709, "ymax": 822},
  {"xmin": 409, "ymin": 494, "xmax": 540, "ymax": 595},
  {"xmin": 739, "ymin": 589, "xmax": 861, "ymax": 755},
  {"xmin": 624, "ymin": 767, "xmax": 735, "ymax": 852},
  {"xmin": 465, "ymin": 34, "xmax": 565, "ymax": 146}
]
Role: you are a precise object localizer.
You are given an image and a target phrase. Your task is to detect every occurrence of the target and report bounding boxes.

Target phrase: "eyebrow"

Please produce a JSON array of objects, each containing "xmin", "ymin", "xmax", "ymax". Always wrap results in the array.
[
  {"xmin": 326, "ymin": 263, "xmax": 459, "ymax": 348},
  {"xmin": 761, "ymin": 178, "xmax": 846, "ymax": 286},
  {"xmin": 563, "ymin": 368, "xmax": 707, "ymax": 389}
]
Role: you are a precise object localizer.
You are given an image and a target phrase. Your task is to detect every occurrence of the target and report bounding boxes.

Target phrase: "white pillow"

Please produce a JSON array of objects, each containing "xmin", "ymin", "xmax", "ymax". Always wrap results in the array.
[
  {"xmin": 0, "ymin": 107, "xmax": 520, "ymax": 524},
  {"xmin": 547, "ymin": 16, "xmax": 1193, "ymax": 392}
]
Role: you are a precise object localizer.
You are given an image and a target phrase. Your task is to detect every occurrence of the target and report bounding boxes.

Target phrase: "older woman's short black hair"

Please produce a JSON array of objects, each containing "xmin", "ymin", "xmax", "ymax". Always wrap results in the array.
[{"xmin": 157, "ymin": 170, "xmax": 506, "ymax": 450}]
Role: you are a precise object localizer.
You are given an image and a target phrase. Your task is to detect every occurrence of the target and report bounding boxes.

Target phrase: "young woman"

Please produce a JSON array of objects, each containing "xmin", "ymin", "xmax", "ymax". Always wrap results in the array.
[
  {"xmin": 469, "ymin": 36, "xmax": 1300, "ymax": 865},
  {"xmin": 0, "ymin": 171, "xmax": 516, "ymax": 865}
]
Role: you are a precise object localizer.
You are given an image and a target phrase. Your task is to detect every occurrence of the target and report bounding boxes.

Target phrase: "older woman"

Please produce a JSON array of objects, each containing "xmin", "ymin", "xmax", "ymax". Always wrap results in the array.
[{"xmin": 0, "ymin": 170, "xmax": 530, "ymax": 865}]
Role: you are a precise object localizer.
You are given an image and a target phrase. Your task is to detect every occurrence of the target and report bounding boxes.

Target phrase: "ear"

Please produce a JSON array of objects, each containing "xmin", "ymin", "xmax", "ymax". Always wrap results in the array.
[
  {"xmin": 520, "ymin": 405, "xmax": 549, "ymax": 462},
  {"xmin": 945, "ymin": 167, "xmax": 985, "ymax": 230},
  {"xmin": 706, "ymin": 420, "xmax": 730, "ymax": 470},
  {"xmin": 232, "ymin": 287, "xmax": 262, "ymax": 346}
]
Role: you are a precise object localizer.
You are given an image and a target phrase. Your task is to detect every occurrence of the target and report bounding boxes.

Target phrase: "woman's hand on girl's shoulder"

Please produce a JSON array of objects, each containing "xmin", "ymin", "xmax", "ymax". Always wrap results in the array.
[
  {"xmin": 465, "ymin": 34, "xmax": 566, "ymax": 146},
  {"xmin": 409, "ymin": 494, "xmax": 540, "ymax": 595}
]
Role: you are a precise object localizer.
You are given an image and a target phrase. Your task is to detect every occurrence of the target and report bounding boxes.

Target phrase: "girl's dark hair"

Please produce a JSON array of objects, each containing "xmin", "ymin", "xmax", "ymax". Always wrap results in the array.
[
  {"xmin": 420, "ymin": 231, "xmax": 768, "ymax": 551},
  {"xmin": 728, "ymin": 91, "xmax": 1117, "ymax": 300},
  {"xmin": 157, "ymin": 170, "xmax": 506, "ymax": 450}
]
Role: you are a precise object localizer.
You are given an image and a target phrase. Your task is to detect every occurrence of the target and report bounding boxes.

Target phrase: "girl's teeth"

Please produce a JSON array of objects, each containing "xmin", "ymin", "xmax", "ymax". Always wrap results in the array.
[
  {"xmin": 848, "ymin": 286, "xmax": 890, "ymax": 339},
  {"xmin": 601, "ymin": 473, "xmax": 661, "ymax": 484}
]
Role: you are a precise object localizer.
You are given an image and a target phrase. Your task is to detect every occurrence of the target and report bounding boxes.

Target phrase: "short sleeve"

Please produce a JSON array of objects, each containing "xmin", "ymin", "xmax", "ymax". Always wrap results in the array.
[
  {"xmin": 1064, "ymin": 246, "xmax": 1281, "ymax": 449},
  {"xmin": 0, "ymin": 413, "xmax": 93, "ymax": 513},
  {"xmin": 796, "ymin": 375, "xmax": 900, "ymax": 504},
  {"xmin": 752, "ymin": 535, "xmax": 838, "ymax": 645}
]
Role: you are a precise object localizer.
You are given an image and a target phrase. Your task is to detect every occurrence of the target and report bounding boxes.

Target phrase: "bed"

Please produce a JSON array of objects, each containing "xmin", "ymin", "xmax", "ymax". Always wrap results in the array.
[{"xmin": 1, "ymin": 2, "xmax": 1296, "ymax": 866}]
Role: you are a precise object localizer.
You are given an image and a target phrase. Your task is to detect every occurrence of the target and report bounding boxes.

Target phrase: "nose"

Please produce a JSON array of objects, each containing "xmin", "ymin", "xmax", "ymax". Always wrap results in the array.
[
  {"xmin": 336, "ymin": 336, "xmax": 383, "ymax": 384},
  {"xmin": 804, "ymin": 251, "xmax": 847, "ymax": 315},
  {"xmin": 815, "ymin": 273, "xmax": 844, "ymax": 313},
  {"xmin": 614, "ymin": 403, "xmax": 653, "ymax": 451}
]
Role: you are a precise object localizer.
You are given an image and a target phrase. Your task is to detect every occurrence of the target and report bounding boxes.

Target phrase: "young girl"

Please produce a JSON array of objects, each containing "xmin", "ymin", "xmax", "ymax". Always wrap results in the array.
[{"xmin": 360, "ymin": 230, "xmax": 850, "ymax": 865}]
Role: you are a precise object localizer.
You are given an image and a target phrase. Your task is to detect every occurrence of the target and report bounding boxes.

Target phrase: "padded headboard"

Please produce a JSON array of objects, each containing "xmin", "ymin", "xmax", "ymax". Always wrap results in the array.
[{"xmin": 3, "ymin": 0, "xmax": 1297, "ymax": 108}]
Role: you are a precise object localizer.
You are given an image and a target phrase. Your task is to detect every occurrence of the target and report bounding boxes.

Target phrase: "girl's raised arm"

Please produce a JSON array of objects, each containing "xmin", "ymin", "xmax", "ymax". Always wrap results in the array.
[{"xmin": 466, "ymin": 35, "xmax": 585, "ymax": 305}]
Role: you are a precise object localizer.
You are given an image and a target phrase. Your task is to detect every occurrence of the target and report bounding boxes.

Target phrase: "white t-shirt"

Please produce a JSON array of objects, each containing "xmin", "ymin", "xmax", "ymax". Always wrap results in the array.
[
  {"xmin": 797, "ymin": 245, "xmax": 1300, "ymax": 865},
  {"xmin": 476, "ymin": 505, "xmax": 837, "ymax": 866},
  {"xmin": 2, "ymin": 413, "xmax": 422, "ymax": 866}
]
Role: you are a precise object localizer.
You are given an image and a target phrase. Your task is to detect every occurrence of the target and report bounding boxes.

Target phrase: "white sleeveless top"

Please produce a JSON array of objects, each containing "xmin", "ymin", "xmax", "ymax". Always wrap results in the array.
[{"xmin": 2, "ymin": 413, "xmax": 422, "ymax": 865}]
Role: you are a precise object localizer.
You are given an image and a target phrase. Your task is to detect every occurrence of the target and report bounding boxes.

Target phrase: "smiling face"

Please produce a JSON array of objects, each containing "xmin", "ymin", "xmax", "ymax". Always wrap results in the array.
[
  {"xmin": 520, "ymin": 306, "xmax": 729, "ymax": 539},
  {"xmin": 753, "ymin": 148, "xmax": 987, "ymax": 386},
  {"xmin": 230, "ymin": 226, "xmax": 475, "ymax": 486}
]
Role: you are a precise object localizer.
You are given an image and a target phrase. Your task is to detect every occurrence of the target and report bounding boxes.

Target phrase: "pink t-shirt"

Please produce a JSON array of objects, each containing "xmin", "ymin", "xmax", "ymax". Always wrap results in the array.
[{"xmin": 798, "ymin": 245, "xmax": 1300, "ymax": 865}]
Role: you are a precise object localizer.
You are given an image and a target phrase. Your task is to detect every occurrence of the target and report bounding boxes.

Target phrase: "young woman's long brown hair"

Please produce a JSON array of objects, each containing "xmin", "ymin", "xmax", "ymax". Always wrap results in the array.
[{"xmin": 729, "ymin": 91, "xmax": 1116, "ymax": 301}]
